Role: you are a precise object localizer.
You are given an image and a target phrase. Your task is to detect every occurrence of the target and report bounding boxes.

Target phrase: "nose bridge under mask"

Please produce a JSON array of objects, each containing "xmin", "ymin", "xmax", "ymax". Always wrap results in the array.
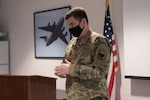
[
  {"xmin": 69, "ymin": 22, "xmax": 84, "ymax": 37},
  {"xmin": 69, "ymin": 25, "xmax": 83, "ymax": 37}
]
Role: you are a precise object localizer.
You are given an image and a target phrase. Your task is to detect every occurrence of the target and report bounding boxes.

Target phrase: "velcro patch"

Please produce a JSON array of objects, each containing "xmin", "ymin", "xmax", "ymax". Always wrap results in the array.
[{"xmin": 98, "ymin": 51, "xmax": 106, "ymax": 60}]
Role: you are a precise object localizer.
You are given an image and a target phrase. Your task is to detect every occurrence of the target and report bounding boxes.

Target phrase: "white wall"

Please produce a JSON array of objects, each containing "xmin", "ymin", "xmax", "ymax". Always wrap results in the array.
[
  {"xmin": 1, "ymin": 0, "xmax": 150, "ymax": 100},
  {"xmin": 123, "ymin": 0, "xmax": 150, "ymax": 78}
]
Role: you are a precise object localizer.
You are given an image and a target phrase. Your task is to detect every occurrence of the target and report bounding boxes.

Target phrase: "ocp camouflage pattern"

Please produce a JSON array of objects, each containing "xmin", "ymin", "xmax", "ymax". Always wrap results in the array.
[{"xmin": 64, "ymin": 30, "xmax": 112, "ymax": 100}]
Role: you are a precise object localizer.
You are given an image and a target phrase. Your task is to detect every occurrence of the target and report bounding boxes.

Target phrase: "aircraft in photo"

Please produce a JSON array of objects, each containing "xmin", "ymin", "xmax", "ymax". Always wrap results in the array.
[{"xmin": 38, "ymin": 17, "xmax": 69, "ymax": 46}]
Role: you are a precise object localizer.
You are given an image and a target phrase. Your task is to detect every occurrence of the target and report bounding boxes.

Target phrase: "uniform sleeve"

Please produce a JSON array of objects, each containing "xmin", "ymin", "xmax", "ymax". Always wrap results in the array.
[{"xmin": 69, "ymin": 37, "xmax": 112, "ymax": 81}]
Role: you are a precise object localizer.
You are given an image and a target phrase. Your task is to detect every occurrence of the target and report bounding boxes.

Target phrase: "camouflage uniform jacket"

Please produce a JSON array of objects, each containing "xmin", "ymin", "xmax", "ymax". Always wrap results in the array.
[{"xmin": 64, "ymin": 30, "xmax": 112, "ymax": 100}]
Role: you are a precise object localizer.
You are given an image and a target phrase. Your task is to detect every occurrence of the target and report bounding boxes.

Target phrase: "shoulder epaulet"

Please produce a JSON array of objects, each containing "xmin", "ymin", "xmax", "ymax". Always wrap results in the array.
[{"xmin": 90, "ymin": 31, "xmax": 105, "ymax": 43}]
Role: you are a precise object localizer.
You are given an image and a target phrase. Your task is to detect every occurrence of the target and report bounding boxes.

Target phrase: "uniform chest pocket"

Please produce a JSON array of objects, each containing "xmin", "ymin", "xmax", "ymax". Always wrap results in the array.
[{"xmin": 78, "ymin": 50, "xmax": 91, "ymax": 65}]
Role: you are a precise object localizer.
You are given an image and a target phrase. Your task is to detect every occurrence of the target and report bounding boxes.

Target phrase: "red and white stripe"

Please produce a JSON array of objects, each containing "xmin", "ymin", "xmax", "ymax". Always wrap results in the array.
[{"xmin": 107, "ymin": 34, "xmax": 118, "ymax": 100}]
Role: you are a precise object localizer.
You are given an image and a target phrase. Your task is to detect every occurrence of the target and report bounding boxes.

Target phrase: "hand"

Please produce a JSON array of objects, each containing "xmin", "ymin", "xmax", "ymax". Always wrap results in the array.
[{"xmin": 55, "ymin": 59, "xmax": 71, "ymax": 77}]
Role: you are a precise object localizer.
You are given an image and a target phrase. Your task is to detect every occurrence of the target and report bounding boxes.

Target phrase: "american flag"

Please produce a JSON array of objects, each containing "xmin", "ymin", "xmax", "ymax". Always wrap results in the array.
[{"xmin": 103, "ymin": 0, "xmax": 118, "ymax": 100}]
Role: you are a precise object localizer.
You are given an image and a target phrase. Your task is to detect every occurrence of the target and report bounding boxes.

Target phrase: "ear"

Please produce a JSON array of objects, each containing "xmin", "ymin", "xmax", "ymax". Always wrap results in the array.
[
  {"xmin": 82, "ymin": 18, "xmax": 87, "ymax": 27},
  {"xmin": 82, "ymin": 18, "xmax": 86, "ymax": 24}
]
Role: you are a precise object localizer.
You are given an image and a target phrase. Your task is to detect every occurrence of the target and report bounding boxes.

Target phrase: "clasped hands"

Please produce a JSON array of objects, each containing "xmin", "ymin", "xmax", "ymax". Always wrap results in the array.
[{"xmin": 55, "ymin": 59, "xmax": 71, "ymax": 78}]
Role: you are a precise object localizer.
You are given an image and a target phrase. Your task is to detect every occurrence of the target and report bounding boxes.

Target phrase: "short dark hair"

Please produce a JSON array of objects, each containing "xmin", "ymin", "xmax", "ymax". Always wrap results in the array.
[{"xmin": 65, "ymin": 7, "xmax": 89, "ymax": 24}]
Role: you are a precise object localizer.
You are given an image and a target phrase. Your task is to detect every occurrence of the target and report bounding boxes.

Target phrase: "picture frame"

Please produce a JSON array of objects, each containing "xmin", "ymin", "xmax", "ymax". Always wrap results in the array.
[{"xmin": 34, "ymin": 6, "xmax": 71, "ymax": 58}]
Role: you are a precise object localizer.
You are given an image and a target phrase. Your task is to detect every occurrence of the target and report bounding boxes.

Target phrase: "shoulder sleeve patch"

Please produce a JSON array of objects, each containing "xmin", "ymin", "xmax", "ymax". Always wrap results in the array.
[{"xmin": 93, "ymin": 38, "xmax": 111, "ymax": 66}]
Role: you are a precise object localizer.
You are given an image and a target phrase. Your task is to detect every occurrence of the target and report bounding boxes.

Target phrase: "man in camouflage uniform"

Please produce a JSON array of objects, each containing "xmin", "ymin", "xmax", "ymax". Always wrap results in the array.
[{"xmin": 55, "ymin": 7, "xmax": 112, "ymax": 100}]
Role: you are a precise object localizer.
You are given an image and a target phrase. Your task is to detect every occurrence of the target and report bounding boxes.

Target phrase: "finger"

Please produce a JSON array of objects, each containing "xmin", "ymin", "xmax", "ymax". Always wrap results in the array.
[
  {"xmin": 55, "ymin": 68, "xmax": 64, "ymax": 75},
  {"xmin": 55, "ymin": 65, "xmax": 62, "ymax": 68},
  {"xmin": 55, "ymin": 69, "xmax": 63, "ymax": 73},
  {"xmin": 56, "ymin": 71, "xmax": 64, "ymax": 76},
  {"xmin": 55, "ymin": 66, "xmax": 63, "ymax": 71}
]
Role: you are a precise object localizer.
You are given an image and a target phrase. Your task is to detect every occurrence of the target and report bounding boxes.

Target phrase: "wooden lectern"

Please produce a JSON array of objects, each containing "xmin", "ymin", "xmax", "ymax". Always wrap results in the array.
[{"xmin": 0, "ymin": 75, "xmax": 56, "ymax": 100}]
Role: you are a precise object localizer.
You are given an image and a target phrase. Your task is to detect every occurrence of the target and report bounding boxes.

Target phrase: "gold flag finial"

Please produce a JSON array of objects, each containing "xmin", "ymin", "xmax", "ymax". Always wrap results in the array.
[{"xmin": 105, "ymin": 0, "xmax": 109, "ymax": 10}]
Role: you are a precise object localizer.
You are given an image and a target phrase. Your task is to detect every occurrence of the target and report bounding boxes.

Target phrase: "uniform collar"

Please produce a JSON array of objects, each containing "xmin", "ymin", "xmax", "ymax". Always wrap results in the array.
[{"xmin": 77, "ymin": 30, "xmax": 92, "ymax": 45}]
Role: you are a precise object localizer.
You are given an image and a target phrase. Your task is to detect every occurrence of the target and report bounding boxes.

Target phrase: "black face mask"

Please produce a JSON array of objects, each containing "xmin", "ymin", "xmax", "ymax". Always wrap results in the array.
[{"xmin": 69, "ymin": 24, "xmax": 83, "ymax": 37}]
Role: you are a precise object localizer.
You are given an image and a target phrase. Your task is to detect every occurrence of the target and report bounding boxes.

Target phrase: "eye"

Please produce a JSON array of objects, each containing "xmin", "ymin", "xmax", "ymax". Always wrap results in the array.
[
  {"xmin": 70, "ymin": 23, "xmax": 74, "ymax": 28},
  {"xmin": 68, "ymin": 23, "xmax": 73, "ymax": 28}
]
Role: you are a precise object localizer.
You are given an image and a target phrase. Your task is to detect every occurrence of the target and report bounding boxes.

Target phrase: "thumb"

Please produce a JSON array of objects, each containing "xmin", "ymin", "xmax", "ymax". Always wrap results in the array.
[{"xmin": 64, "ymin": 59, "xmax": 70, "ymax": 64}]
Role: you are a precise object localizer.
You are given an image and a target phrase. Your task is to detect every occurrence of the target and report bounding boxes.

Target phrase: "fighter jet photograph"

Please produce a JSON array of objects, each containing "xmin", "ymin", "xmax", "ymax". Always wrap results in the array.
[
  {"xmin": 38, "ymin": 17, "xmax": 69, "ymax": 46},
  {"xmin": 34, "ymin": 6, "xmax": 71, "ymax": 58}
]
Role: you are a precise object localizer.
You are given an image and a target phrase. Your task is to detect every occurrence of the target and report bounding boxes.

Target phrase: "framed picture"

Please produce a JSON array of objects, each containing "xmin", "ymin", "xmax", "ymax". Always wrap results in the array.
[{"xmin": 34, "ymin": 6, "xmax": 72, "ymax": 58}]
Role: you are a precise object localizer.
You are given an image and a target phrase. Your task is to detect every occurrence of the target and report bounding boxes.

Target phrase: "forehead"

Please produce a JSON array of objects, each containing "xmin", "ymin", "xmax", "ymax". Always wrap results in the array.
[{"xmin": 66, "ymin": 16, "xmax": 79, "ymax": 27}]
